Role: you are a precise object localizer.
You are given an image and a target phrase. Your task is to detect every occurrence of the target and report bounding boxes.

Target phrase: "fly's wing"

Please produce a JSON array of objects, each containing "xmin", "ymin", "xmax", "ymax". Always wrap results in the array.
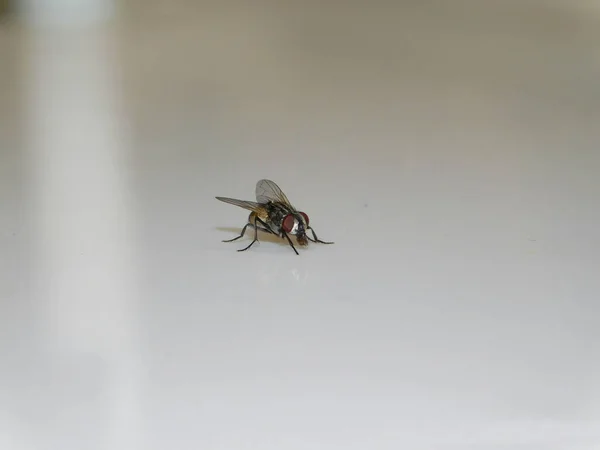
[
  {"xmin": 215, "ymin": 197, "xmax": 263, "ymax": 213},
  {"xmin": 255, "ymin": 179, "xmax": 294, "ymax": 208}
]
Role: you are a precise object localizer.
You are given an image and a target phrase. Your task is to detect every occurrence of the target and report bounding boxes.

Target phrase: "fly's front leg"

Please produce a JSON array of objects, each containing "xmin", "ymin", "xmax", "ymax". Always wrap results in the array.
[
  {"xmin": 282, "ymin": 231, "xmax": 300, "ymax": 255},
  {"xmin": 307, "ymin": 227, "xmax": 334, "ymax": 244}
]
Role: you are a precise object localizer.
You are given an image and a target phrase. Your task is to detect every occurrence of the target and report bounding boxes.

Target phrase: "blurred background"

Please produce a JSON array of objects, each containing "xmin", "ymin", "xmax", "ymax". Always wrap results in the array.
[{"xmin": 1, "ymin": 1, "xmax": 600, "ymax": 449}]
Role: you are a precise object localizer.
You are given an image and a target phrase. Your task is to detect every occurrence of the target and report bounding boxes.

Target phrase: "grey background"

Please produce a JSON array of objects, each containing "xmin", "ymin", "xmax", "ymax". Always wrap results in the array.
[{"xmin": 1, "ymin": 1, "xmax": 599, "ymax": 449}]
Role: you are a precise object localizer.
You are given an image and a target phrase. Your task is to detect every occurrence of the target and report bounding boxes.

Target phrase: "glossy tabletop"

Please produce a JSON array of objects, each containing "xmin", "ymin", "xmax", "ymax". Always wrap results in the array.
[{"xmin": 1, "ymin": 1, "xmax": 600, "ymax": 449}]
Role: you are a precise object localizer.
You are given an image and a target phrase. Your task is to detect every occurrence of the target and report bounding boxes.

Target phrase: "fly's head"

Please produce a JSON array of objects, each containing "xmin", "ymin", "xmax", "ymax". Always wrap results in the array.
[
  {"xmin": 282, "ymin": 212, "xmax": 310, "ymax": 246},
  {"xmin": 296, "ymin": 233, "xmax": 308, "ymax": 247}
]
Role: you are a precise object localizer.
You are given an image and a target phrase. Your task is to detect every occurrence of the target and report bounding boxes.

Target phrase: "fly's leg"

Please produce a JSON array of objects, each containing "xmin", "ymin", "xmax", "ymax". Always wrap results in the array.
[
  {"xmin": 222, "ymin": 223, "xmax": 250, "ymax": 242},
  {"xmin": 282, "ymin": 231, "xmax": 300, "ymax": 255},
  {"xmin": 307, "ymin": 227, "xmax": 334, "ymax": 244},
  {"xmin": 254, "ymin": 217, "xmax": 272, "ymax": 232},
  {"xmin": 256, "ymin": 224, "xmax": 276, "ymax": 235},
  {"xmin": 237, "ymin": 216, "xmax": 272, "ymax": 252},
  {"xmin": 238, "ymin": 216, "xmax": 260, "ymax": 252}
]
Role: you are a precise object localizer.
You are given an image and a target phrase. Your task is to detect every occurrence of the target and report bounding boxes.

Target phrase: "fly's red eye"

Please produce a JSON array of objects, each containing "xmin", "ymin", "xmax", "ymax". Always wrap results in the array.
[
  {"xmin": 300, "ymin": 212, "xmax": 309, "ymax": 226},
  {"xmin": 282, "ymin": 214, "xmax": 295, "ymax": 233}
]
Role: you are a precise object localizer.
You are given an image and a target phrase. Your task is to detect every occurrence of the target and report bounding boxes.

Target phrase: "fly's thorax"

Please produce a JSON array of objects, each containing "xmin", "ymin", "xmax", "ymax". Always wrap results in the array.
[{"xmin": 265, "ymin": 202, "xmax": 291, "ymax": 229}]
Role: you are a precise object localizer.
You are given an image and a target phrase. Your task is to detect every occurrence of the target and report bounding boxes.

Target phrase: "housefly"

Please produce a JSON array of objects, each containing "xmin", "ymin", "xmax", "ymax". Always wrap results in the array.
[{"xmin": 216, "ymin": 179, "xmax": 333, "ymax": 255}]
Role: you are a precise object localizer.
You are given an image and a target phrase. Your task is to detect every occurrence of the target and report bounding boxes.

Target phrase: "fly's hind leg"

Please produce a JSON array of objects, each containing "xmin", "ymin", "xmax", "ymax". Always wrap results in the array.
[
  {"xmin": 237, "ymin": 212, "xmax": 259, "ymax": 252},
  {"xmin": 237, "ymin": 214, "xmax": 272, "ymax": 252},
  {"xmin": 222, "ymin": 222, "xmax": 251, "ymax": 242},
  {"xmin": 227, "ymin": 213, "xmax": 276, "ymax": 253}
]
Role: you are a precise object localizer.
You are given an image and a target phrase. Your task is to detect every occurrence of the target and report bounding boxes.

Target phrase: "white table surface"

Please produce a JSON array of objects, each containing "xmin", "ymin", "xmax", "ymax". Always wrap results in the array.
[{"xmin": 1, "ymin": 2, "xmax": 600, "ymax": 449}]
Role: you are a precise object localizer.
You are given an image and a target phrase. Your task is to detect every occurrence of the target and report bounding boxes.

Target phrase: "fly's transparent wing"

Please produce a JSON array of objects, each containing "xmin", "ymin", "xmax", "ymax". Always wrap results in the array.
[
  {"xmin": 255, "ymin": 179, "xmax": 293, "ymax": 207},
  {"xmin": 215, "ymin": 197, "xmax": 263, "ymax": 212}
]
